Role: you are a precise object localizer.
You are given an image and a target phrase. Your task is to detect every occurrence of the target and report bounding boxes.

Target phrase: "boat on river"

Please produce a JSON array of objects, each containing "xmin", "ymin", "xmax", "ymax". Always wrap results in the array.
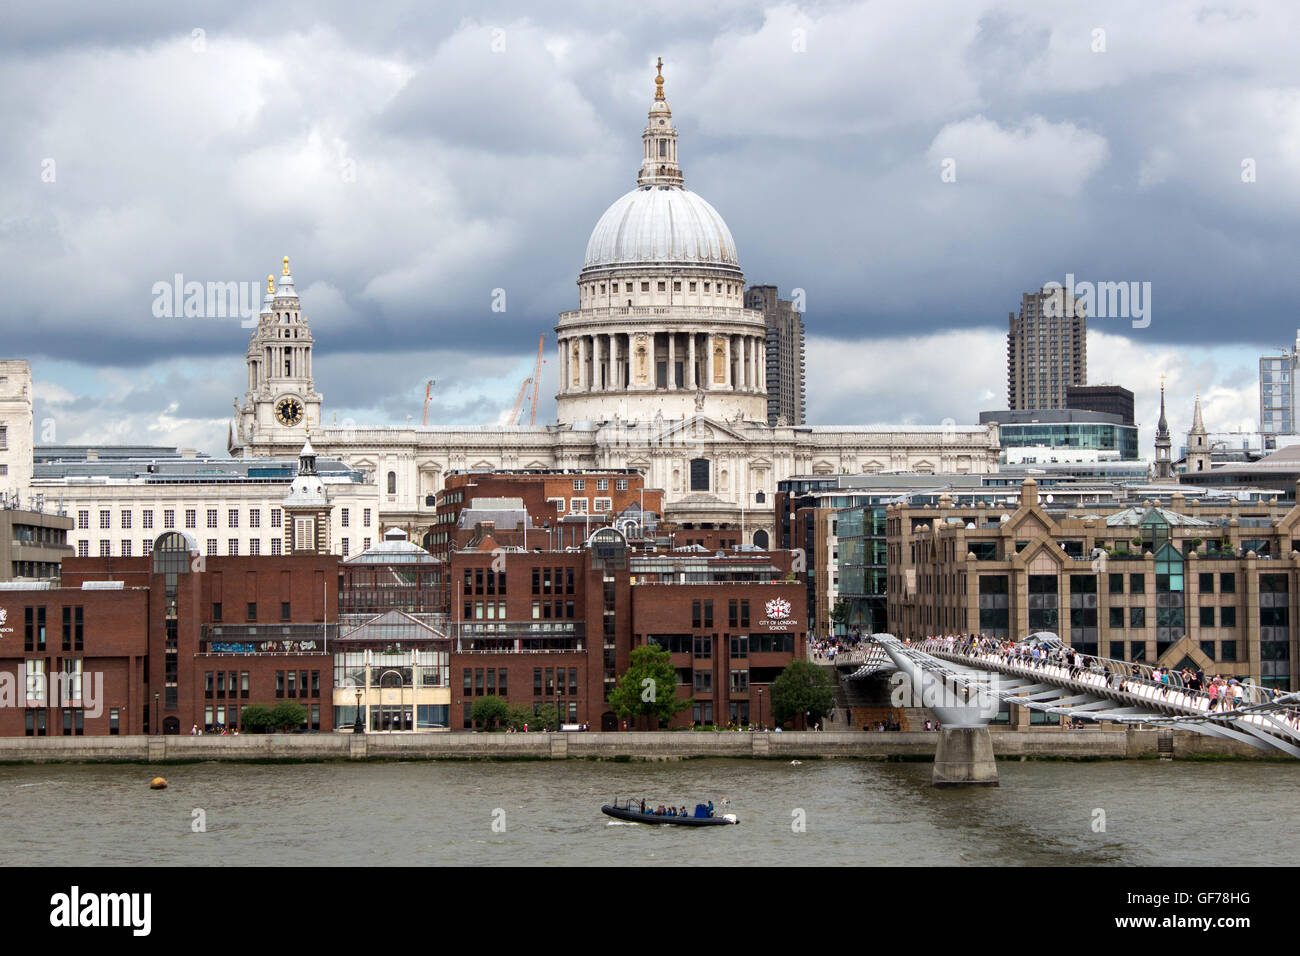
[{"xmin": 601, "ymin": 797, "xmax": 738, "ymax": 826}]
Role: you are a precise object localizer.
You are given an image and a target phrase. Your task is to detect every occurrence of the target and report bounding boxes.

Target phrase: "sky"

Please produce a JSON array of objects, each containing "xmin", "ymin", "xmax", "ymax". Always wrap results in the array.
[{"xmin": 2, "ymin": 0, "xmax": 1298, "ymax": 459}]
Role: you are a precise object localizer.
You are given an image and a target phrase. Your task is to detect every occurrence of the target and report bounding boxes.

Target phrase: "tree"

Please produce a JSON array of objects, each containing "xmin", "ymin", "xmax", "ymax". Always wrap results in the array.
[
  {"xmin": 607, "ymin": 644, "xmax": 691, "ymax": 728},
  {"xmin": 269, "ymin": 701, "xmax": 308, "ymax": 732},
  {"xmin": 240, "ymin": 704, "xmax": 274, "ymax": 733},
  {"xmin": 770, "ymin": 659, "xmax": 836, "ymax": 729},
  {"xmin": 532, "ymin": 703, "xmax": 560, "ymax": 732},
  {"xmin": 504, "ymin": 703, "xmax": 559, "ymax": 731},
  {"xmin": 471, "ymin": 695, "xmax": 510, "ymax": 731}
]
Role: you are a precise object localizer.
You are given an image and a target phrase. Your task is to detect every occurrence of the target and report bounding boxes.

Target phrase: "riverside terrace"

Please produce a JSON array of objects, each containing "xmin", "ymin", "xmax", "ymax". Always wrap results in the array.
[{"xmin": 887, "ymin": 477, "xmax": 1300, "ymax": 690}]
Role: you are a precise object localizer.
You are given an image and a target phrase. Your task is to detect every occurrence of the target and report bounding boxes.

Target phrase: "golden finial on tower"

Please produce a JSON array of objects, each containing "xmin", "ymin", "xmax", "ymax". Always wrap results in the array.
[
  {"xmin": 282, "ymin": 255, "xmax": 290, "ymax": 275},
  {"xmin": 267, "ymin": 275, "xmax": 274, "ymax": 295},
  {"xmin": 654, "ymin": 56, "xmax": 665, "ymax": 101}
]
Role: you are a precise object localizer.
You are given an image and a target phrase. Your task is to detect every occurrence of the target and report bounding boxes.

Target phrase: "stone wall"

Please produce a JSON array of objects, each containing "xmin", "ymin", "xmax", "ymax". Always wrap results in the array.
[{"xmin": 0, "ymin": 728, "xmax": 1275, "ymax": 763}]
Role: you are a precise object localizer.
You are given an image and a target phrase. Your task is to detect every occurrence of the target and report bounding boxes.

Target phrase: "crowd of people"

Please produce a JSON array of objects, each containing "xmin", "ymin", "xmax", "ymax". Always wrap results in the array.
[
  {"xmin": 809, "ymin": 634, "xmax": 870, "ymax": 663},
  {"xmin": 914, "ymin": 633, "xmax": 1300, "ymax": 730},
  {"xmin": 629, "ymin": 799, "xmax": 718, "ymax": 818}
]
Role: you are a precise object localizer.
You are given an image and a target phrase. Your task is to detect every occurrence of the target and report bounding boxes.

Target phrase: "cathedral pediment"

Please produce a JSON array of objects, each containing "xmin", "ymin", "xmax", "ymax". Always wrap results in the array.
[{"xmin": 652, "ymin": 415, "xmax": 751, "ymax": 444}]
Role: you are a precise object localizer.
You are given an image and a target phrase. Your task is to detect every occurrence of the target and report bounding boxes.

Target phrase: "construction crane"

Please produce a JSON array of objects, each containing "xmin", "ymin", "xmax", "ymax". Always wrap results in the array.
[
  {"xmin": 421, "ymin": 379, "xmax": 436, "ymax": 426},
  {"xmin": 506, "ymin": 336, "xmax": 547, "ymax": 425}
]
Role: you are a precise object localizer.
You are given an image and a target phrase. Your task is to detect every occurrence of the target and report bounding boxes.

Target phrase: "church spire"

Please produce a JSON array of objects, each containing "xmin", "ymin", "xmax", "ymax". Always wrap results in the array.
[
  {"xmin": 637, "ymin": 57, "xmax": 684, "ymax": 187},
  {"xmin": 1156, "ymin": 377, "xmax": 1170, "ymax": 439},
  {"xmin": 1153, "ymin": 376, "xmax": 1173, "ymax": 479},
  {"xmin": 1191, "ymin": 389, "xmax": 1206, "ymax": 434}
]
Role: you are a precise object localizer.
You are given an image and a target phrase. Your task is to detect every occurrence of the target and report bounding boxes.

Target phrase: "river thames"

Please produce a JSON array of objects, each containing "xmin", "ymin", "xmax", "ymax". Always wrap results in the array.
[{"xmin": 1, "ymin": 759, "xmax": 1296, "ymax": 866}]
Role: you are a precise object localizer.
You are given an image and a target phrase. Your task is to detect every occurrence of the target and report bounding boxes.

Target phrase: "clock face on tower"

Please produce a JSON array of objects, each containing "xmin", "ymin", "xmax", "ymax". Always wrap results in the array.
[{"xmin": 275, "ymin": 397, "xmax": 304, "ymax": 427}]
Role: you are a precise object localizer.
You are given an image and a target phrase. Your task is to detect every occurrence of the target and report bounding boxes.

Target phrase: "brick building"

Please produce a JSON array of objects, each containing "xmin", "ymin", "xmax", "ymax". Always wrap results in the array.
[
  {"xmin": 887, "ymin": 477, "xmax": 1300, "ymax": 689},
  {"xmin": 0, "ymin": 580, "xmax": 149, "ymax": 736},
  {"xmin": 428, "ymin": 469, "xmax": 663, "ymax": 558},
  {"xmin": 448, "ymin": 528, "xmax": 805, "ymax": 730},
  {"xmin": 8, "ymin": 534, "xmax": 341, "ymax": 735}
]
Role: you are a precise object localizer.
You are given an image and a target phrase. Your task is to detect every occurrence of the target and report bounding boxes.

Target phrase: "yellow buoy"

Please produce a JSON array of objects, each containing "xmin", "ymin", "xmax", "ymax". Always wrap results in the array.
[{"xmin": 150, "ymin": 777, "xmax": 168, "ymax": 790}]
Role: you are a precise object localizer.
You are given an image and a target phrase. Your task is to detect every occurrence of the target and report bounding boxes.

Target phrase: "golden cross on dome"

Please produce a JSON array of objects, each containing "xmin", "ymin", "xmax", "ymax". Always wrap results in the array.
[
  {"xmin": 282, "ymin": 255, "xmax": 291, "ymax": 275},
  {"xmin": 654, "ymin": 56, "xmax": 665, "ymax": 100},
  {"xmin": 267, "ymin": 275, "xmax": 274, "ymax": 295}
]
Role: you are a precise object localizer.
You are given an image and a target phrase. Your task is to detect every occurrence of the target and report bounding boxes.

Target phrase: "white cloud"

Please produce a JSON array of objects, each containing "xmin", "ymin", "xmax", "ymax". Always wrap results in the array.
[{"xmin": 927, "ymin": 114, "xmax": 1110, "ymax": 198}]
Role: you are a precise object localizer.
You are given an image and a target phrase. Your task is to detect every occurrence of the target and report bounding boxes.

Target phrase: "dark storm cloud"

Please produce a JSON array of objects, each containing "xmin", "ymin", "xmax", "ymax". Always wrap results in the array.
[{"xmin": 3, "ymin": 0, "xmax": 1300, "ymax": 452}]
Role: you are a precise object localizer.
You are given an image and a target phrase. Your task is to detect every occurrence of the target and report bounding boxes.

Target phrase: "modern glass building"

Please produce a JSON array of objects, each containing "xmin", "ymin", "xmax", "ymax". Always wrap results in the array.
[
  {"xmin": 980, "ymin": 409, "xmax": 1139, "ymax": 461},
  {"xmin": 1260, "ymin": 342, "xmax": 1297, "ymax": 436}
]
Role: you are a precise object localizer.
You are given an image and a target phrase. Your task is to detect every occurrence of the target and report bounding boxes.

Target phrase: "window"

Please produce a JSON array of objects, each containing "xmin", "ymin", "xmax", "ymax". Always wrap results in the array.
[
  {"xmin": 1129, "ymin": 573, "xmax": 1145, "ymax": 594},
  {"xmin": 616, "ymin": 478, "xmax": 628, "ymax": 491},
  {"xmin": 693, "ymin": 670, "xmax": 712, "ymax": 693},
  {"xmin": 185, "ymin": 509, "xmax": 196, "ymax": 529},
  {"xmin": 1221, "ymin": 606, "xmax": 1236, "ymax": 628},
  {"xmin": 207, "ymin": 509, "xmax": 218, "ymax": 529},
  {"xmin": 121, "ymin": 511, "xmax": 132, "ymax": 529},
  {"xmin": 573, "ymin": 479, "xmax": 585, "ymax": 491},
  {"xmin": 341, "ymin": 508, "xmax": 350, "ymax": 528},
  {"xmin": 387, "ymin": 471, "xmax": 397, "ymax": 494},
  {"xmin": 212, "ymin": 602, "xmax": 222, "ymax": 622},
  {"xmin": 1220, "ymin": 573, "xmax": 1235, "ymax": 593},
  {"xmin": 247, "ymin": 602, "xmax": 257, "ymax": 622},
  {"xmin": 1109, "ymin": 607, "xmax": 1124, "ymax": 628},
  {"xmin": 164, "ymin": 509, "xmax": 176, "ymax": 529},
  {"xmin": 250, "ymin": 509, "xmax": 260, "ymax": 529},
  {"xmin": 99, "ymin": 541, "xmax": 111, "ymax": 557},
  {"xmin": 363, "ymin": 508, "xmax": 371, "ymax": 527},
  {"xmin": 1130, "ymin": 607, "xmax": 1145, "ymax": 627},
  {"xmin": 281, "ymin": 602, "xmax": 291, "ymax": 621},
  {"xmin": 99, "ymin": 510, "xmax": 110, "ymax": 529},
  {"xmin": 228, "ymin": 539, "xmax": 239, "ymax": 556},
  {"xmin": 1108, "ymin": 573, "xmax": 1124, "ymax": 594},
  {"xmin": 271, "ymin": 508, "xmax": 282, "ymax": 529},
  {"xmin": 597, "ymin": 478, "xmax": 608, "ymax": 491},
  {"xmin": 77, "ymin": 541, "xmax": 88, "ymax": 557},
  {"xmin": 690, "ymin": 458, "xmax": 710, "ymax": 491},
  {"xmin": 1199, "ymin": 572, "xmax": 1215, "ymax": 593},
  {"xmin": 142, "ymin": 509, "xmax": 153, "ymax": 530},
  {"xmin": 77, "ymin": 510, "xmax": 88, "ymax": 529},
  {"xmin": 271, "ymin": 538, "xmax": 282, "ymax": 555},
  {"xmin": 1200, "ymin": 607, "xmax": 1215, "ymax": 628},
  {"xmin": 228, "ymin": 509, "xmax": 239, "ymax": 528},
  {"xmin": 249, "ymin": 539, "xmax": 260, "ymax": 556},
  {"xmin": 570, "ymin": 498, "xmax": 588, "ymax": 514}
]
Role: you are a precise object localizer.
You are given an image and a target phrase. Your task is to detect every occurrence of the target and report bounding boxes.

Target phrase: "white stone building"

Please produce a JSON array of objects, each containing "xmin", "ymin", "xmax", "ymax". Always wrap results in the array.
[
  {"xmin": 0, "ymin": 360, "xmax": 34, "ymax": 503},
  {"xmin": 229, "ymin": 63, "xmax": 1001, "ymax": 546},
  {"xmin": 30, "ymin": 450, "xmax": 379, "ymax": 560}
]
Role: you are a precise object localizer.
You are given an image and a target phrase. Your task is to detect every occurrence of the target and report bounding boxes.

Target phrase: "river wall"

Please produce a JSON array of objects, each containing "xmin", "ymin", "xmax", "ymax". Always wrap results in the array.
[{"xmin": 0, "ymin": 728, "xmax": 1276, "ymax": 763}]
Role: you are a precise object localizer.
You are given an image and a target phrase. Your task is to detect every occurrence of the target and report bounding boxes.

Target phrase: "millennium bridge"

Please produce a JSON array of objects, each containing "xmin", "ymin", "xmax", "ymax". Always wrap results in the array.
[{"xmin": 821, "ymin": 633, "xmax": 1300, "ymax": 784}]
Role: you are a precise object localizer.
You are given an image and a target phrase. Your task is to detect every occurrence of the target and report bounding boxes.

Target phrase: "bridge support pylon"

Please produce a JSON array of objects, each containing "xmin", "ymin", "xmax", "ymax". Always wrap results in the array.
[{"xmin": 932, "ymin": 726, "xmax": 999, "ymax": 787}]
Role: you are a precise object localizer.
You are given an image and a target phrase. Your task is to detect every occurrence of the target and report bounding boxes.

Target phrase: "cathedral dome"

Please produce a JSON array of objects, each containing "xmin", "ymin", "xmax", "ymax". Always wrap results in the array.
[{"xmin": 583, "ymin": 185, "xmax": 739, "ymax": 273}]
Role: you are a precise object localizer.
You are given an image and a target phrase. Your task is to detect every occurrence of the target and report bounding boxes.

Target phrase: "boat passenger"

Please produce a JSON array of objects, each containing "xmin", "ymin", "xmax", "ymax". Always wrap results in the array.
[{"xmin": 708, "ymin": 801, "xmax": 714, "ymax": 817}]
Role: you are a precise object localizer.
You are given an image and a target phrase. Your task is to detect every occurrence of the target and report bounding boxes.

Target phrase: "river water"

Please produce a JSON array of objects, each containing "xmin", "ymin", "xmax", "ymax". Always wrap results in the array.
[{"xmin": 1, "ymin": 759, "xmax": 1296, "ymax": 866}]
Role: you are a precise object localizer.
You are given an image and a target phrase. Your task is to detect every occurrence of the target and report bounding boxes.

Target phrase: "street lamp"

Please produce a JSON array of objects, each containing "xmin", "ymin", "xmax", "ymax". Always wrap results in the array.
[
  {"xmin": 756, "ymin": 686, "xmax": 763, "ymax": 731},
  {"xmin": 353, "ymin": 686, "xmax": 364, "ymax": 734},
  {"xmin": 154, "ymin": 692, "xmax": 159, "ymax": 735}
]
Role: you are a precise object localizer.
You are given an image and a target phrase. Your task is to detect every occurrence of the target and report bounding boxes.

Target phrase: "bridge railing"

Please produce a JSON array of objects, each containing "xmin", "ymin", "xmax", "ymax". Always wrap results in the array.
[{"xmin": 915, "ymin": 636, "xmax": 1289, "ymax": 716}]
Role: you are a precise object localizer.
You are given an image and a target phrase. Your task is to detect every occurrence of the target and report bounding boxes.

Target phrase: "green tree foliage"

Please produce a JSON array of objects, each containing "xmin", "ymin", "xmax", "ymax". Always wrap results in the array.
[
  {"xmin": 770, "ymin": 660, "xmax": 836, "ymax": 728},
  {"xmin": 504, "ymin": 703, "xmax": 559, "ymax": 731},
  {"xmin": 607, "ymin": 644, "xmax": 691, "ymax": 727},
  {"xmin": 471, "ymin": 695, "xmax": 510, "ymax": 730},
  {"xmin": 240, "ymin": 704, "xmax": 274, "ymax": 733},
  {"xmin": 269, "ymin": 701, "xmax": 308, "ymax": 732}
]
